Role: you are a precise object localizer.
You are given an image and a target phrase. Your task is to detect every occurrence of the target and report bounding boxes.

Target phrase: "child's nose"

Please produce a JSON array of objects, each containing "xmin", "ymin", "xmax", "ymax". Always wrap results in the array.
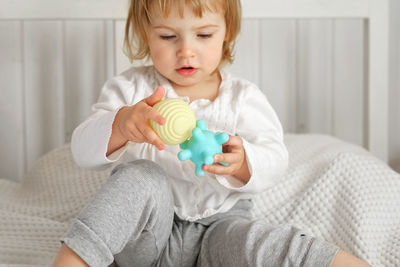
[{"xmin": 177, "ymin": 40, "xmax": 195, "ymax": 58}]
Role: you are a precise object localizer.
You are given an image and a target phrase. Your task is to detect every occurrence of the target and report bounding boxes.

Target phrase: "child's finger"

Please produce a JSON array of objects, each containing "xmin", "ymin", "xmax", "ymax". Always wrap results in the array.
[
  {"xmin": 214, "ymin": 152, "xmax": 242, "ymax": 164},
  {"xmin": 223, "ymin": 135, "xmax": 243, "ymax": 147},
  {"xmin": 145, "ymin": 86, "xmax": 165, "ymax": 107},
  {"xmin": 203, "ymin": 163, "xmax": 234, "ymax": 176},
  {"xmin": 127, "ymin": 123, "xmax": 146, "ymax": 142},
  {"xmin": 144, "ymin": 105, "xmax": 166, "ymax": 125},
  {"xmin": 137, "ymin": 123, "xmax": 165, "ymax": 150}
]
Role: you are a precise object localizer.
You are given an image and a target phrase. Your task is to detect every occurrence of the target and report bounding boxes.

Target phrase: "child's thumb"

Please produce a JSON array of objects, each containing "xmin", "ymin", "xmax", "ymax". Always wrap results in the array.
[{"xmin": 145, "ymin": 86, "xmax": 165, "ymax": 106}]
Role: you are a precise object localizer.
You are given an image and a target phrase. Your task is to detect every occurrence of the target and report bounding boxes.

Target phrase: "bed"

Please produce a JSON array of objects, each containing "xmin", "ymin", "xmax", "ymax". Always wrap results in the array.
[
  {"xmin": 1, "ymin": 0, "xmax": 399, "ymax": 266},
  {"xmin": 1, "ymin": 134, "xmax": 399, "ymax": 266}
]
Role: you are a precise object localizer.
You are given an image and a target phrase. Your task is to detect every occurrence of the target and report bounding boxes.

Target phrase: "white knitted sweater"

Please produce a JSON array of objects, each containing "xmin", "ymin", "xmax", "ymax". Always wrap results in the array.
[{"xmin": 0, "ymin": 134, "xmax": 399, "ymax": 266}]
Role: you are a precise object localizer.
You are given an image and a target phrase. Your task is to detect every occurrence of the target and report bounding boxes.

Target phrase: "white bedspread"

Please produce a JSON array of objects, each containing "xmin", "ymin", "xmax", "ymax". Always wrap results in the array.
[{"xmin": 0, "ymin": 134, "xmax": 399, "ymax": 266}]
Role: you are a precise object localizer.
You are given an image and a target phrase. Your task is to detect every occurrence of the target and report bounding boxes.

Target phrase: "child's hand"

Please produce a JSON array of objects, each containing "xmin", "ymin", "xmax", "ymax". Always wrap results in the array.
[
  {"xmin": 203, "ymin": 135, "xmax": 251, "ymax": 183},
  {"xmin": 115, "ymin": 86, "xmax": 166, "ymax": 150}
]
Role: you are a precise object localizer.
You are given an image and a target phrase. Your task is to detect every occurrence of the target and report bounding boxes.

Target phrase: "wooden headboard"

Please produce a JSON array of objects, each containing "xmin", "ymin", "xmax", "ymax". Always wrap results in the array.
[{"xmin": 0, "ymin": 0, "xmax": 390, "ymax": 180}]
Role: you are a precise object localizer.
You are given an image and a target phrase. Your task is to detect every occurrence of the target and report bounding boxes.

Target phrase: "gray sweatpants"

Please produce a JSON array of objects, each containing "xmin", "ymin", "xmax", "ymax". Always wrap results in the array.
[{"xmin": 61, "ymin": 160, "xmax": 338, "ymax": 267}]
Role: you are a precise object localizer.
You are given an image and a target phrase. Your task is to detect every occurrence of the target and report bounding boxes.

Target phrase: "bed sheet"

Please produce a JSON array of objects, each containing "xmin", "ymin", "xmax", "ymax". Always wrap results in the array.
[{"xmin": 0, "ymin": 134, "xmax": 399, "ymax": 266}]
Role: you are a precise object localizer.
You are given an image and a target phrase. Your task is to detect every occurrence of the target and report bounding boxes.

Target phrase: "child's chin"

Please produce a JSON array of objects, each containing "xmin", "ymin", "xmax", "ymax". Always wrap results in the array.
[{"xmin": 170, "ymin": 78, "xmax": 198, "ymax": 87}]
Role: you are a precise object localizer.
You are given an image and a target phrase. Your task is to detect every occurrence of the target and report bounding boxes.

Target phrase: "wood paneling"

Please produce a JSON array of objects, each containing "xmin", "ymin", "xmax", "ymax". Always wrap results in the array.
[
  {"xmin": 241, "ymin": 0, "xmax": 370, "ymax": 18},
  {"xmin": 368, "ymin": 0, "xmax": 390, "ymax": 161},
  {"xmin": 64, "ymin": 20, "xmax": 108, "ymax": 141},
  {"xmin": 23, "ymin": 21, "xmax": 65, "ymax": 172},
  {"xmin": 0, "ymin": 18, "xmax": 370, "ymax": 181},
  {"xmin": 0, "ymin": 21, "xmax": 25, "ymax": 180},
  {"xmin": 333, "ymin": 19, "xmax": 365, "ymax": 147},
  {"xmin": 389, "ymin": 0, "xmax": 400, "ymax": 172},
  {"xmin": 1, "ymin": 0, "xmax": 130, "ymax": 19},
  {"xmin": 226, "ymin": 19, "xmax": 261, "ymax": 87},
  {"xmin": 1, "ymin": 0, "xmax": 369, "ymax": 19},
  {"xmin": 114, "ymin": 19, "xmax": 150, "ymax": 74},
  {"xmin": 259, "ymin": 19, "xmax": 297, "ymax": 132},
  {"xmin": 296, "ymin": 20, "xmax": 334, "ymax": 134}
]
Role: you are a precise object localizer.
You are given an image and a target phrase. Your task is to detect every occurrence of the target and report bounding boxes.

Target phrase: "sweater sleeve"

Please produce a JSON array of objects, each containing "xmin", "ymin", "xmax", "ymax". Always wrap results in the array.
[
  {"xmin": 71, "ymin": 77, "xmax": 134, "ymax": 170},
  {"xmin": 215, "ymin": 85, "xmax": 289, "ymax": 193}
]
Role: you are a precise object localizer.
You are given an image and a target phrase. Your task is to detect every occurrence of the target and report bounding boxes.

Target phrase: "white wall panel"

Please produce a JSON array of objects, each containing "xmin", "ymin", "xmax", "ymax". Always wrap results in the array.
[
  {"xmin": 259, "ymin": 19, "xmax": 297, "ymax": 132},
  {"xmin": 23, "ymin": 21, "xmax": 65, "ymax": 172},
  {"xmin": 368, "ymin": 0, "xmax": 390, "ymax": 161},
  {"xmin": 241, "ymin": 0, "xmax": 369, "ymax": 18},
  {"xmin": 1, "ymin": 0, "xmax": 130, "ymax": 19},
  {"xmin": 2, "ymin": 0, "xmax": 369, "ymax": 19},
  {"xmin": 114, "ymin": 19, "xmax": 150, "ymax": 75},
  {"xmin": 389, "ymin": 0, "xmax": 400, "ymax": 172},
  {"xmin": 115, "ymin": 20, "xmax": 130, "ymax": 74},
  {"xmin": 333, "ymin": 20, "xmax": 364, "ymax": 147},
  {"xmin": 105, "ymin": 20, "xmax": 116, "ymax": 78},
  {"xmin": 297, "ymin": 20, "xmax": 334, "ymax": 134},
  {"xmin": 226, "ymin": 20, "xmax": 260, "ymax": 87},
  {"xmin": 1, "ymin": 17, "xmax": 396, "ymax": 181},
  {"xmin": 64, "ymin": 20, "xmax": 108, "ymax": 141},
  {"xmin": 0, "ymin": 21, "xmax": 25, "ymax": 181}
]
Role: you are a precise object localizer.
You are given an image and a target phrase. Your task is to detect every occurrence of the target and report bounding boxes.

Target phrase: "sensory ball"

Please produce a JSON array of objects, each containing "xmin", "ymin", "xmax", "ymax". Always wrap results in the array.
[
  {"xmin": 178, "ymin": 120, "xmax": 229, "ymax": 176},
  {"xmin": 150, "ymin": 98, "xmax": 196, "ymax": 145}
]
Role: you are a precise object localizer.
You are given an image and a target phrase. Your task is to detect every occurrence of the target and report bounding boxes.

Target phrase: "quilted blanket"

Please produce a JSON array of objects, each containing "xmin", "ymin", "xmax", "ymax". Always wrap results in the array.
[{"xmin": 0, "ymin": 134, "xmax": 399, "ymax": 266}]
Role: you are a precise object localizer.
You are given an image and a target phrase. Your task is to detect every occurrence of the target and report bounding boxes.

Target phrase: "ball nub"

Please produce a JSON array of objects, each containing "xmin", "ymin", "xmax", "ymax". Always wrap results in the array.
[{"xmin": 150, "ymin": 98, "xmax": 196, "ymax": 145}]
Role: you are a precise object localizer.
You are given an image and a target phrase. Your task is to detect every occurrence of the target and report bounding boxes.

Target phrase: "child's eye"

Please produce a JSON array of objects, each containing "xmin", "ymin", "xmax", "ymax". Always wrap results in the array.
[
  {"xmin": 160, "ymin": 35, "xmax": 176, "ymax": 40},
  {"xmin": 198, "ymin": 33, "xmax": 212, "ymax": 39}
]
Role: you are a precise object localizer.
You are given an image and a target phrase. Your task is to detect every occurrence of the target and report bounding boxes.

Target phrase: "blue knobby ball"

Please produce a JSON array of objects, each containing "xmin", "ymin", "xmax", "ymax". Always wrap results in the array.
[{"xmin": 178, "ymin": 120, "xmax": 229, "ymax": 176}]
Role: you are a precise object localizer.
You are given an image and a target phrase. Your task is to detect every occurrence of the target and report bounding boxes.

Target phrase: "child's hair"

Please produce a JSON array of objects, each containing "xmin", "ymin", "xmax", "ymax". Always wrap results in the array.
[{"xmin": 124, "ymin": 0, "xmax": 241, "ymax": 67}]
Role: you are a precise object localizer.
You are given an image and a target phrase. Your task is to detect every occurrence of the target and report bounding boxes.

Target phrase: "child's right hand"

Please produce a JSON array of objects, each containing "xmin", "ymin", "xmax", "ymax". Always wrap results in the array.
[{"xmin": 113, "ymin": 86, "xmax": 166, "ymax": 151}]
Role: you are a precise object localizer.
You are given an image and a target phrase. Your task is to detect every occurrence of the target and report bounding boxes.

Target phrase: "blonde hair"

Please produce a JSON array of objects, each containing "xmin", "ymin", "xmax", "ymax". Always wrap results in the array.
[{"xmin": 123, "ymin": 0, "xmax": 241, "ymax": 66}]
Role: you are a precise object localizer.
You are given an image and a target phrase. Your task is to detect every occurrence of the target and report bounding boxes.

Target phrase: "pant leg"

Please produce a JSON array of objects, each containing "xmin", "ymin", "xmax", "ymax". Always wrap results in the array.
[
  {"xmin": 158, "ymin": 215, "xmax": 207, "ymax": 267},
  {"xmin": 61, "ymin": 160, "xmax": 175, "ymax": 267},
  {"xmin": 158, "ymin": 201, "xmax": 255, "ymax": 267},
  {"xmin": 198, "ymin": 204, "xmax": 339, "ymax": 267}
]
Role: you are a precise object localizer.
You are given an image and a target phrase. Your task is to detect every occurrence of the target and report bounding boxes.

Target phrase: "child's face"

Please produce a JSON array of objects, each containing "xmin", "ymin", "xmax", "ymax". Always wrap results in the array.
[{"xmin": 147, "ymin": 3, "xmax": 226, "ymax": 89}]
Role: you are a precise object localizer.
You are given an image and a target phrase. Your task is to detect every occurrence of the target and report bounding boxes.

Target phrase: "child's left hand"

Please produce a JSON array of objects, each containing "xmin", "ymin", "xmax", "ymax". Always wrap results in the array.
[{"xmin": 203, "ymin": 135, "xmax": 250, "ymax": 183}]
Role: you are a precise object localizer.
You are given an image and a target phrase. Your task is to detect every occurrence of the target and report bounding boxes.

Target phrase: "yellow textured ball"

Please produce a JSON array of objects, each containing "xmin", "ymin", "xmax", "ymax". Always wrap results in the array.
[{"xmin": 150, "ymin": 98, "xmax": 196, "ymax": 145}]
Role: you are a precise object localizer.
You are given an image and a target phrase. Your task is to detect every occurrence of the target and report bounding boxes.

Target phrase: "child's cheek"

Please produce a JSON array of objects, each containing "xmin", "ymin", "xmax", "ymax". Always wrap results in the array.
[
  {"xmin": 207, "ymin": 43, "xmax": 224, "ymax": 65},
  {"xmin": 151, "ymin": 48, "xmax": 174, "ymax": 69}
]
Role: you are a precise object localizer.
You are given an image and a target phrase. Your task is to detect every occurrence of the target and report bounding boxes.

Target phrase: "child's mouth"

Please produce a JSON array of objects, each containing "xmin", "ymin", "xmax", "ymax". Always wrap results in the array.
[{"xmin": 176, "ymin": 67, "xmax": 198, "ymax": 76}]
